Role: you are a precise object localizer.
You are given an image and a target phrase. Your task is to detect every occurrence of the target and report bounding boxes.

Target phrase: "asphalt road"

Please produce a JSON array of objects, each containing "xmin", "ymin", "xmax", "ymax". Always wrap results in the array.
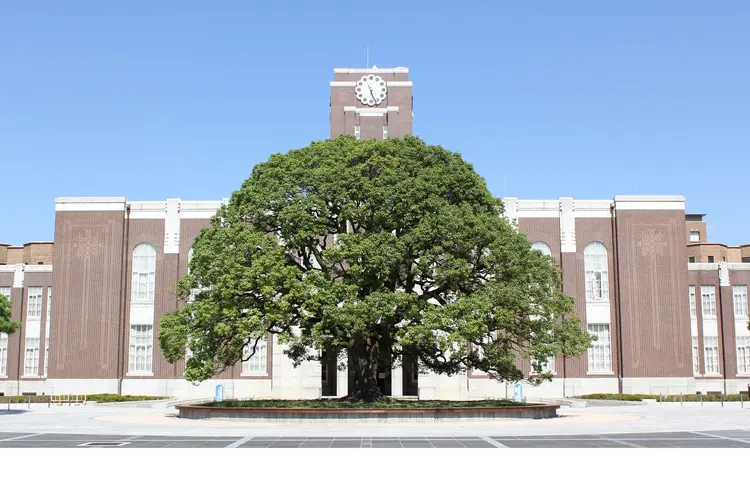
[{"xmin": 2, "ymin": 430, "xmax": 749, "ymax": 448}]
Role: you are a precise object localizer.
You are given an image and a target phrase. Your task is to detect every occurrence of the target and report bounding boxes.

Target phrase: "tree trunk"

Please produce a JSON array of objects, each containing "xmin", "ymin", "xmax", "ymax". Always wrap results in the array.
[{"xmin": 349, "ymin": 335, "xmax": 383, "ymax": 402}]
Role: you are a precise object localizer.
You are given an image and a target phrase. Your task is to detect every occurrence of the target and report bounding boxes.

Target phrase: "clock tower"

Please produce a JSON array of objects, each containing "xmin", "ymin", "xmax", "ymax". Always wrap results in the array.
[{"xmin": 330, "ymin": 66, "xmax": 413, "ymax": 140}]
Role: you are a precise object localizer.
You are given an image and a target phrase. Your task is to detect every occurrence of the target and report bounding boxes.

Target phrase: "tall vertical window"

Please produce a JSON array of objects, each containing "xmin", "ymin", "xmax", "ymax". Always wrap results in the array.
[
  {"xmin": 531, "ymin": 242, "xmax": 552, "ymax": 257},
  {"xmin": 689, "ymin": 231, "xmax": 700, "ymax": 242},
  {"xmin": 700, "ymin": 286, "xmax": 716, "ymax": 317},
  {"xmin": 736, "ymin": 337, "xmax": 750, "ymax": 374},
  {"xmin": 354, "ymin": 125, "xmax": 361, "ymax": 139},
  {"xmin": 0, "ymin": 287, "xmax": 9, "ymax": 377},
  {"xmin": 27, "ymin": 287, "xmax": 43, "ymax": 319},
  {"xmin": 691, "ymin": 336, "xmax": 700, "ymax": 374},
  {"xmin": 689, "ymin": 285, "xmax": 697, "ymax": 318},
  {"xmin": 0, "ymin": 333, "xmax": 7, "ymax": 377},
  {"xmin": 383, "ymin": 125, "xmax": 388, "ymax": 139},
  {"xmin": 44, "ymin": 288, "xmax": 51, "ymax": 377},
  {"xmin": 587, "ymin": 324, "xmax": 612, "ymax": 373},
  {"xmin": 128, "ymin": 325, "xmax": 153, "ymax": 373},
  {"xmin": 584, "ymin": 242, "xmax": 609, "ymax": 301},
  {"xmin": 132, "ymin": 243, "xmax": 156, "ymax": 302},
  {"xmin": 24, "ymin": 338, "xmax": 40, "ymax": 376},
  {"xmin": 733, "ymin": 285, "xmax": 748, "ymax": 316},
  {"xmin": 242, "ymin": 336, "xmax": 268, "ymax": 375},
  {"xmin": 703, "ymin": 336, "xmax": 719, "ymax": 374}
]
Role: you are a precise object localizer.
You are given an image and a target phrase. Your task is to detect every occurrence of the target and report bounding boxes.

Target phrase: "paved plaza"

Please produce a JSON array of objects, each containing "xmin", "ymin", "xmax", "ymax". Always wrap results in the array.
[{"xmin": 0, "ymin": 402, "xmax": 748, "ymax": 448}]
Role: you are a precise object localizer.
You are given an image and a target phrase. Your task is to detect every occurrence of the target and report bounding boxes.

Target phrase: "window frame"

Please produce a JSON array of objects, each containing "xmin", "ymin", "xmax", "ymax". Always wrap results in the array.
[
  {"xmin": 131, "ymin": 243, "xmax": 157, "ymax": 303},
  {"xmin": 736, "ymin": 336, "xmax": 750, "ymax": 375},
  {"xmin": 689, "ymin": 231, "xmax": 700, "ymax": 242},
  {"xmin": 26, "ymin": 286, "xmax": 43, "ymax": 320},
  {"xmin": 700, "ymin": 285, "xmax": 717, "ymax": 317},
  {"xmin": 586, "ymin": 323, "xmax": 613, "ymax": 374},
  {"xmin": 241, "ymin": 336, "xmax": 269, "ymax": 376},
  {"xmin": 689, "ymin": 285, "xmax": 697, "ymax": 318},
  {"xmin": 128, "ymin": 324, "xmax": 154, "ymax": 375},
  {"xmin": 732, "ymin": 285, "xmax": 748, "ymax": 317},
  {"xmin": 584, "ymin": 242, "xmax": 609, "ymax": 302}
]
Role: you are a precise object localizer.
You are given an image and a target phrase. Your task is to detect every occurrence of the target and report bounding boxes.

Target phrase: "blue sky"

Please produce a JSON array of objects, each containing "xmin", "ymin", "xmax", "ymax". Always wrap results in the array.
[{"xmin": 1, "ymin": 1, "xmax": 748, "ymax": 245}]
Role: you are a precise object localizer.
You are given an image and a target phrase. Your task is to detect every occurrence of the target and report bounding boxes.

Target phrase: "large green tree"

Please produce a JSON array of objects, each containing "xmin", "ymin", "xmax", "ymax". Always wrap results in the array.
[
  {"xmin": 0, "ymin": 293, "xmax": 21, "ymax": 335},
  {"xmin": 159, "ymin": 136, "xmax": 592, "ymax": 401}
]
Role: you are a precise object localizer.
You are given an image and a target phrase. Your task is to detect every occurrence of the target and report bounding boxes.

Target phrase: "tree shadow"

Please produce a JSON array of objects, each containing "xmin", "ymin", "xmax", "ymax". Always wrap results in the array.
[{"xmin": 0, "ymin": 410, "xmax": 28, "ymax": 416}]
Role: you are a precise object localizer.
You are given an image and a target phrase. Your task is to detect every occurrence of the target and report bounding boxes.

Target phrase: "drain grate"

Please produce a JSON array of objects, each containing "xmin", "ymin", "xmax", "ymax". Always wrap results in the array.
[{"xmin": 78, "ymin": 441, "xmax": 130, "ymax": 448}]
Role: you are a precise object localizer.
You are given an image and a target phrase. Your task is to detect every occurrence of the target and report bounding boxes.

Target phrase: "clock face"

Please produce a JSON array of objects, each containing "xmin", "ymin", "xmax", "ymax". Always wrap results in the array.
[{"xmin": 355, "ymin": 74, "xmax": 387, "ymax": 106}]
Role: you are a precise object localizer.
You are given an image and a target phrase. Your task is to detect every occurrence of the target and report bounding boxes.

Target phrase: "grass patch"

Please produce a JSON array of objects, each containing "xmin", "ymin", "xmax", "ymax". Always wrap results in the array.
[
  {"xmin": 0, "ymin": 394, "xmax": 167, "ymax": 404},
  {"xmin": 576, "ymin": 393, "xmax": 749, "ymax": 402},
  {"xmin": 201, "ymin": 398, "xmax": 536, "ymax": 409}
]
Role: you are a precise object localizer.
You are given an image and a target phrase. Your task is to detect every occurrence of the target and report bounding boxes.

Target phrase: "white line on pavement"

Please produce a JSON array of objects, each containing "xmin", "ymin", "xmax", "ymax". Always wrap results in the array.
[
  {"xmin": 225, "ymin": 436, "xmax": 254, "ymax": 448},
  {"xmin": 0, "ymin": 433, "xmax": 45, "ymax": 442}
]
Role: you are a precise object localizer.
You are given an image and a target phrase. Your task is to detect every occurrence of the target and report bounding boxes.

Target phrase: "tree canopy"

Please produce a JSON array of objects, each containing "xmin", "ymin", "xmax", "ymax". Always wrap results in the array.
[
  {"xmin": 159, "ymin": 135, "xmax": 593, "ymax": 400},
  {"xmin": 0, "ymin": 293, "xmax": 20, "ymax": 335}
]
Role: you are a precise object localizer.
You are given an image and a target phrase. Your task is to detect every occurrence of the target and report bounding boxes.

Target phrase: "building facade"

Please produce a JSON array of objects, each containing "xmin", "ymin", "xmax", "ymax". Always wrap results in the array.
[{"xmin": 1, "ymin": 66, "xmax": 748, "ymax": 398}]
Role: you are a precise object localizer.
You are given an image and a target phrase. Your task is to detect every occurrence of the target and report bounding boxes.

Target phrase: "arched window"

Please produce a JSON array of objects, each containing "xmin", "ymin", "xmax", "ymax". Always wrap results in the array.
[
  {"xmin": 584, "ymin": 242, "xmax": 608, "ymax": 301},
  {"xmin": 531, "ymin": 241, "xmax": 552, "ymax": 257},
  {"xmin": 132, "ymin": 243, "xmax": 156, "ymax": 302}
]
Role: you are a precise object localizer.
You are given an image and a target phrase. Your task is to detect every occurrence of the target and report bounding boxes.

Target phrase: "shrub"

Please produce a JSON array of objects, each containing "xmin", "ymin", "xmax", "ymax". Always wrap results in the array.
[
  {"xmin": 201, "ymin": 399, "xmax": 535, "ymax": 409},
  {"xmin": 0, "ymin": 394, "xmax": 167, "ymax": 404},
  {"xmin": 575, "ymin": 393, "xmax": 653, "ymax": 401}
]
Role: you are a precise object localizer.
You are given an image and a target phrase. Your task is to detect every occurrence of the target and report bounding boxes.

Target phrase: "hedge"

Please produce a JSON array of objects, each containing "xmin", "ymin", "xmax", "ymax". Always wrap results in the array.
[
  {"xmin": 576, "ymin": 393, "xmax": 748, "ymax": 402},
  {"xmin": 203, "ymin": 399, "xmax": 535, "ymax": 409},
  {"xmin": 0, "ymin": 394, "xmax": 167, "ymax": 404}
]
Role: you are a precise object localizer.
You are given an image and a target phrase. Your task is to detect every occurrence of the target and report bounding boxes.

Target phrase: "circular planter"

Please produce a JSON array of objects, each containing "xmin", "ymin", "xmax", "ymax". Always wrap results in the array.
[{"xmin": 175, "ymin": 403, "xmax": 560, "ymax": 422}]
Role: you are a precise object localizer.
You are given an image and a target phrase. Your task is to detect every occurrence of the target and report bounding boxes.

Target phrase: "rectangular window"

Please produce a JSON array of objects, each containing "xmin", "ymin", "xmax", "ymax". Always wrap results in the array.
[
  {"xmin": 242, "ymin": 337, "xmax": 268, "ymax": 375},
  {"xmin": 354, "ymin": 125, "xmax": 360, "ymax": 139},
  {"xmin": 0, "ymin": 286, "xmax": 10, "ymax": 300},
  {"xmin": 585, "ymin": 270, "xmax": 609, "ymax": 301},
  {"xmin": 44, "ymin": 288, "xmax": 51, "ymax": 377},
  {"xmin": 26, "ymin": 287, "xmax": 43, "ymax": 319},
  {"xmin": 24, "ymin": 338, "xmax": 40, "ymax": 376},
  {"xmin": 689, "ymin": 286, "xmax": 697, "ymax": 318},
  {"xmin": 700, "ymin": 286, "xmax": 716, "ymax": 317},
  {"xmin": 0, "ymin": 333, "xmax": 8, "ymax": 377},
  {"xmin": 703, "ymin": 336, "xmax": 720, "ymax": 375},
  {"xmin": 689, "ymin": 256, "xmax": 696, "ymax": 263},
  {"xmin": 736, "ymin": 337, "xmax": 750, "ymax": 374},
  {"xmin": 587, "ymin": 324, "xmax": 612, "ymax": 373},
  {"xmin": 383, "ymin": 125, "xmax": 388, "ymax": 139},
  {"xmin": 128, "ymin": 325, "xmax": 153, "ymax": 374},
  {"xmin": 743, "ymin": 257, "xmax": 750, "ymax": 263},
  {"xmin": 691, "ymin": 336, "xmax": 700, "ymax": 375},
  {"xmin": 540, "ymin": 357, "xmax": 555, "ymax": 374},
  {"xmin": 707, "ymin": 256, "xmax": 714, "ymax": 263},
  {"xmin": 733, "ymin": 285, "xmax": 748, "ymax": 317},
  {"xmin": 689, "ymin": 231, "xmax": 700, "ymax": 242}
]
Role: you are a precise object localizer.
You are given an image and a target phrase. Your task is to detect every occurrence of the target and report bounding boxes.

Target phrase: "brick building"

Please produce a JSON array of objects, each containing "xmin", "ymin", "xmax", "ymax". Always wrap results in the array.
[{"xmin": 1, "ymin": 66, "xmax": 748, "ymax": 398}]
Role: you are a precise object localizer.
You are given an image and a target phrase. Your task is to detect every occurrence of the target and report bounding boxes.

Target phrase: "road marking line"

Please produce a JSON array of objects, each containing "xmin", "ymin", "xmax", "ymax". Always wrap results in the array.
[
  {"xmin": 0, "ymin": 433, "xmax": 45, "ymax": 443},
  {"xmin": 605, "ymin": 439, "xmax": 644, "ymax": 448},
  {"xmin": 690, "ymin": 431, "xmax": 750, "ymax": 444},
  {"xmin": 225, "ymin": 436, "xmax": 253, "ymax": 448},
  {"xmin": 479, "ymin": 436, "xmax": 508, "ymax": 448}
]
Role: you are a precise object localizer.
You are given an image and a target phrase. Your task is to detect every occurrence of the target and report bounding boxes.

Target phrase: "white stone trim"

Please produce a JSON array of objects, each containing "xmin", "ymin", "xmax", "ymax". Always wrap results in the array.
[
  {"xmin": 330, "ymin": 80, "xmax": 412, "ymax": 87},
  {"xmin": 560, "ymin": 197, "xmax": 576, "ymax": 253},
  {"xmin": 129, "ymin": 201, "xmax": 167, "ymax": 220},
  {"xmin": 574, "ymin": 199, "xmax": 612, "ymax": 218},
  {"xmin": 688, "ymin": 263, "xmax": 719, "ymax": 271},
  {"xmin": 718, "ymin": 262, "xmax": 731, "ymax": 287},
  {"xmin": 614, "ymin": 195, "xmax": 686, "ymax": 211},
  {"xmin": 342, "ymin": 106, "xmax": 400, "ymax": 115},
  {"xmin": 727, "ymin": 263, "xmax": 750, "ymax": 271},
  {"xmin": 164, "ymin": 198, "xmax": 181, "ymax": 254},
  {"xmin": 55, "ymin": 197, "xmax": 126, "ymax": 212},
  {"xmin": 334, "ymin": 67, "xmax": 408, "ymax": 74},
  {"xmin": 502, "ymin": 197, "xmax": 518, "ymax": 229},
  {"xmin": 12, "ymin": 264, "xmax": 24, "ymax": 288},
  {"xmin": 0, "ymin": 265, "xmax": 16, "ymax": 273},
  {"xmin": 23, "ymin": 265, "xmax": 52, "ymax": 273},
  {"xmin": 517, "ymin": 199, "xmax": 560, "ymax": 219},
  {"xmin": 181, "ymin": 200, "xmax": 223, "ymax": 219}
]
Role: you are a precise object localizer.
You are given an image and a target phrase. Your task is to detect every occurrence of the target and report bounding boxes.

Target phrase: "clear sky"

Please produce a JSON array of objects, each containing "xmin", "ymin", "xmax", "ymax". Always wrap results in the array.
[{"xmin": 1, "ymin": 1, "xmax": 749, "ymax": 246}]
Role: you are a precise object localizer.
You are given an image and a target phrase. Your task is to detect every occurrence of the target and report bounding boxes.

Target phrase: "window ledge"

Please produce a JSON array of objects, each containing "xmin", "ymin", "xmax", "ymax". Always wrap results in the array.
[
  {"xmin": 586, "ymin": 371, "xmax": 615, "ymax": 376},
  {"xmin": 126, "ymin": 372, "xmax": 154, "ymax": 377},
  {"xmin": 22, "ymin": 375, "xmax": 41, "ymax": 379},
  {"xmin": 241, "ymin": 373, "xmax": 268, "ymax": 377}
]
